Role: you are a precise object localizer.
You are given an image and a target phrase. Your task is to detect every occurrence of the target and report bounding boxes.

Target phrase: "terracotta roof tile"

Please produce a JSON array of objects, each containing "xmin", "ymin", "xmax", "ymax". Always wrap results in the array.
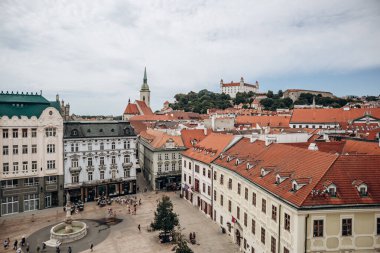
[
  {"xmin": 140, "ymin": 129, "xmax": 184, "ymax": 149},
  {"xmin": 236, "ymin": 116, "xmax": 290, "ymax": 128},
  {"xmin": 302, "ymin": 155, "xmax": 380, "ymax": 206},
  {"xmin": 124, "ymin": 103, "xmax": 139, "ymax": 114},
  {"xmin": 180, "ymin": 129, "xmax": 208, "ymax": 149},
  {"xmin": 213, "ymin": 138, "xmax": 338, "ymax": 208},
  {"xmin": 182, "ymin": 133, "xmax": 235, "ymax": 164},
  {"xmin": 135, "ymin": 100, "xmax": 154, "ymax": 115},
  {"xmin": 290, "ymin": 108, "xmax": 380, "ymax": 124}
]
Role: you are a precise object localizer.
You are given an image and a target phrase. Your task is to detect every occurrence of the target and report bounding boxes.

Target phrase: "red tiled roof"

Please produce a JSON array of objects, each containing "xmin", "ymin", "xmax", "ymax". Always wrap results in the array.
[
  {"xmin": 236, "ymin": 116, "xmax": 290, "ymax": 128},
  {"xmin": 302, "ymin": 155, "xmax": 380, "ymax": 206},
  {"xmin": 290, "ymin": 108, "xmax": 380, "ymax": 124},
  {"xmin": 130, "ymin": 120, "xmax": 148, "ymax": 134},
  {"xmin": 214, "ymin": 138, "xmax": 338, "ymax": 208},
  {"xmin": 124, "ymin": 103, "xmax": 139, "ymax": 115},
  {"xmin": 182, "ymin": 133, "xmax": 235, "ymax": 164},
  {"xmin": 130, "ymin": 114, "xmax": 173, "ymax": 121},
  {"xmin": 135, "ymin": 100, "xmax": 153, "ymax": 115},
  {"xmin": 140, "ymin": 129, "xmax": 184, "ymax": 149},
  {"xmin": 342, "ymin": 140, "xmax": 380, "ymax": 155},
  {"xmin": 285, "ymin": 139, "xmax": 380, "ymax": 155},
  {"xmin": 180, "ymin": 129, "xmax": 208, "ymax": 149}
]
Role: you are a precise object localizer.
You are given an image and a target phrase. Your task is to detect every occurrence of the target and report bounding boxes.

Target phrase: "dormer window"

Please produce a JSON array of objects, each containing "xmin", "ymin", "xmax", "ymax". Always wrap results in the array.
[
  {"xmin": 260, "ymin": 168, "xmax": 271, "ymax": 177},
  {"xmin": 359, "ymin": 186, "xmax": 368, "ymax": 196},
  {"xmin": 276, "ymin": 173, "xmax": 290, "ymax": 185},
  {"xmin": 352, "ymin": 180, "xmax": 368, "ymax": 197},
  {"xmin": 235, "ymin": 159, "xmax": 241, "ymax": 166},
  {"xmin": 328, "ymin": 186, "xmax": 336, "ymax": 197},
  {"xmin": 246, "ymin": 162, "xmax": 254, "ymax": 170},
  {"xmin": 291, "ymin": 178, "xmax": 309, "ymax": 192},
  {"xmin": 71, "ymin": 129, "xmax": 78, "ymax": 136},
  {"xmin": 227, "ymin": 156, "xmax": 235, "ymax": 162}
]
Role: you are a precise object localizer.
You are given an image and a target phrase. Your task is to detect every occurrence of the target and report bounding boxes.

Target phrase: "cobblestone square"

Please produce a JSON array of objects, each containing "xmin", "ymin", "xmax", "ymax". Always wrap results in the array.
[{"xmin": 0, "ymin": 191, "xmax": 239, "ymax": 253}]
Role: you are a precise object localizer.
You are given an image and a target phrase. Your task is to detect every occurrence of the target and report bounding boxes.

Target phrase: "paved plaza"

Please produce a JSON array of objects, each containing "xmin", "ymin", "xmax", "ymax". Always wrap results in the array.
[{"xmin": 0, "ymin": 191, "xmax": 239, "ymax": 253}]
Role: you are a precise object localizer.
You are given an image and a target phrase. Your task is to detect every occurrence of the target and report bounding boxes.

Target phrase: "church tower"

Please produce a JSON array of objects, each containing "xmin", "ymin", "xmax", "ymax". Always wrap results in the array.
[{"xmin": 140, "ymin": 67, "xmax": 151, "ymax": 107}]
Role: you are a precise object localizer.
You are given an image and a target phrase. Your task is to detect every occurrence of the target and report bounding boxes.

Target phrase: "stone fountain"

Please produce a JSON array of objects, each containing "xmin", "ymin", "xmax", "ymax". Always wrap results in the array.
[{"xmin": 48, "ymin": 192, "xmax": 87, "ymax": 245}]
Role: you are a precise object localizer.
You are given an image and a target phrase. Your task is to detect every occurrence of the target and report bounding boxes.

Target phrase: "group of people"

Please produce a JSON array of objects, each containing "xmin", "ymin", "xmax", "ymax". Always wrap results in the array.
[
  {"xmin": 3, "ymin": 238, "xmax": 94, "ymax": 253},
  {"xmin": 113, "ymin": 196, "xmax": 142, "ymax": 215},
  {"xmin": 3, "ymin": 236, "xmax": 30, "ymax": 253}
]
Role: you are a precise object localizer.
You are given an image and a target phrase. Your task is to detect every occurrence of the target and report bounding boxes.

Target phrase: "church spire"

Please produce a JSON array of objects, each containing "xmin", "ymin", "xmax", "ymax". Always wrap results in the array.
[{"xmin": 140, "ymin": 67, "xmax": 150, "ymax": 91}]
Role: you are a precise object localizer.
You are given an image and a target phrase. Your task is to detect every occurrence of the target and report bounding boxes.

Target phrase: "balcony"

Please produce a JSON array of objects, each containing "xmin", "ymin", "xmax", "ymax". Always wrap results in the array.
[
  {"xmin": 122, "ymin": 162, "xmax": 133, "ymax": 168},
  {"xmin": 156, "ymin": 170, "xmax": 181, "ymax": 177},
  {"xmin": 69, "ymin": 166, "xmax": 82, "ymax": 173},
  {"xmin": 99, "ymin": 164, "xmax": 106, "ymax": 171},
  {"xmin": 86, "ymin": 165, "xmax": 95, "ymax": 172}
]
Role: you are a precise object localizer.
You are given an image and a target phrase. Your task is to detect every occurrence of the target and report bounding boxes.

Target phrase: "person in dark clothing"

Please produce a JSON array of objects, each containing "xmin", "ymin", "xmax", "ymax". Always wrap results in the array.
[
  {"xmin": 21, "ymin": 236, "xmax": 25, "ymax": 247},
  {"xmin": 13, "ymin": 240, "xmax": 18, "ymax": 250},
  {"xmin": 56, "ymin": 246, "xmax": 60, "ymax": 253},
  {"xmin": 138, "ymin": 224, "xmax": 141, "ymax": 232},
  {"xmin": 68, "ymin": 246, "xmax": 72, "ymax": 253},
  {"xmin": 90, "ymin": 243, "xmax": 93, "ymax": 252}
]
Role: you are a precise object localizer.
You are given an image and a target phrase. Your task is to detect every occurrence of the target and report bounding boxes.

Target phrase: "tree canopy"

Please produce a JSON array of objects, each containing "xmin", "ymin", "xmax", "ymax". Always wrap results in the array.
[
  {"xmin": 151, "ymin": 195, "xmax": 179, "ymax": 234},
  {"xmin": 170, "ymin": 90, "xmax": 231, "ymax": 114}
]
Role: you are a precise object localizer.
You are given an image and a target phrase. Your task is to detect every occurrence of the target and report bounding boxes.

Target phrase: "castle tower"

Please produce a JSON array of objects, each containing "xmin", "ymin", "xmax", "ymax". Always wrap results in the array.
[{"xmin": 140, "ymin": 67, "xmax": 151, "ymax": 107}]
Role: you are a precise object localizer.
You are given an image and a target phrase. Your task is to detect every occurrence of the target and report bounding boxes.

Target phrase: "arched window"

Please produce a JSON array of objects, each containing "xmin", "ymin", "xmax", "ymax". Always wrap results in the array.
[{"xmin": 111, "ymin": 142, "xmax": 115, "ymax": 150}]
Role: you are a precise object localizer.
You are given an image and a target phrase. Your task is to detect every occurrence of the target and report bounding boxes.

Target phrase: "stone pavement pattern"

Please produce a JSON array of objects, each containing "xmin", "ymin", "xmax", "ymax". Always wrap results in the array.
[{"xmin": 0, "ymin": 191, "xmax": 239, "ymax": 253}]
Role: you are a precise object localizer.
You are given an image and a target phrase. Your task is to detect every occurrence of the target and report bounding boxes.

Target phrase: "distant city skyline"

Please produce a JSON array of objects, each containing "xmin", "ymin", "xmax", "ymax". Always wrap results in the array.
[{"xmin": 0, "ymin": 1, "xmax": 379, "ymax": 115}]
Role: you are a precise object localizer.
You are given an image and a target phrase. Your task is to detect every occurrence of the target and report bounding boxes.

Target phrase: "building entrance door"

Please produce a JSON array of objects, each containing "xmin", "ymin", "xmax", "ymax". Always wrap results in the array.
[
  {"xmin": 45, "ymin": 193, "xmax": 52, "ymax": 208},
  {"xmin": 235, "ymin": 229, "xmax": 241, "ymax": 246}
]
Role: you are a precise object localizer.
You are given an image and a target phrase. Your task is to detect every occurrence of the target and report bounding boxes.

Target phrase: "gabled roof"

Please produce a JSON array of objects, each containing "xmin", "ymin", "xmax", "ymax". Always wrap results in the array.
[
  {"xmin": 290, "ymin": 108, "xmax": 380, "ymax": 124},
  {"xmin": 236, "ymin": 115, "xmax": 291, "ymax": 128},
  {"xmin": 140, "ymin": 129, "xmax": 184, "ymax": 149},
  {"xmin": 124, "ymin": 103, "xmax": 139, "ymax": 115},
  {"xmin": 182, "ymin": 133, "xmax": 235, "ymax": 164},
  {"xmin": 213, "ymin": 138, "xmax": 339, "ymax": 208},
  {"xmin": 180, "ymin": 129, "xmax": 208, "ymax": 149},
  {"xmin": 285, "ymin": 139, "xmax": 380, "ymax": 155},
  {"xmin": 135, "ymin": 100, "xmax": 153, "ymax": 115},
  {"xmin": 302, "ymin": 155, "xmax": 380, "ymax": 206}
]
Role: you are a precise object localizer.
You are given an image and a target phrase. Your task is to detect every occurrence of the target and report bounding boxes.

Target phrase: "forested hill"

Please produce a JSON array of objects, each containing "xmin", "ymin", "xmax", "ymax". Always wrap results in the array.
[{"xmin": 169, "ymin": 89, "xmax": 231, "ymax": 114}]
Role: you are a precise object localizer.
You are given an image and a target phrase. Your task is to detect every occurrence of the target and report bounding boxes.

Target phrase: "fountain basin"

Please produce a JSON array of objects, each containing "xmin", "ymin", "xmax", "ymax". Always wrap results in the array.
[{"xmin": 50, "ymin": 221, "xmax": 87, "ymax": 244}]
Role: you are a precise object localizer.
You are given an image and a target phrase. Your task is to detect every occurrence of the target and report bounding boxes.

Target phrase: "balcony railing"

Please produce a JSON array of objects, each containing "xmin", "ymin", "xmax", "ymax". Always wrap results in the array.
[
  {"xmin": 122, "ymin": 162, "xmax": 133, "ymax": 168},
  {"xmin": 69, "ymin": 166, "xmax": 82, "ymax": 173},
  {"xmin": 156, "ymin": 170, "xmax": 181, "ymax": 177}
]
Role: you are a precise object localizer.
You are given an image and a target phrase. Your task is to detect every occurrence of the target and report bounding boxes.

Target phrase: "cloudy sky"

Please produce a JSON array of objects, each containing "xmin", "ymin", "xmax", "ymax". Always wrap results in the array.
[{"xmin": 1, "ymin": 0, "xmax": 379, "ymax": 115}]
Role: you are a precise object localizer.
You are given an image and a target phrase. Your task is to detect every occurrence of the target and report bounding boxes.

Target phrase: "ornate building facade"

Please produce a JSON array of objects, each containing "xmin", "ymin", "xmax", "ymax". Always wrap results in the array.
[
  {"xmin": 63, "ymin": 121, "xmax": 138, "ymax": 202},
  {"xmin": 0, "ymin": 92, "xmax": 64, "ymax": 216}
]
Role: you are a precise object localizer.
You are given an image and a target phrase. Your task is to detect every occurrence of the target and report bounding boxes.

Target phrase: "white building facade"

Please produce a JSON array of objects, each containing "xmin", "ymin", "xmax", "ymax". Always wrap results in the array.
[
  {"xmin": 63, "ymin": 121, "xmax": 138, "ymax": 202},
  {"xmin": 138, "ymin": 129, "xmax": 186, "ymax": 190},
  {"xmin": 220, "ymin": 77, "xmax": 259, "ymax": 98},
  {"xmin": 0, "ymin": 92, "xmax": 64, "ymax": 216}
]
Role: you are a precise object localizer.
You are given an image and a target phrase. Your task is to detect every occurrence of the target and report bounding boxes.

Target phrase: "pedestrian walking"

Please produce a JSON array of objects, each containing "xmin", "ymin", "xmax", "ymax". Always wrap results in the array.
[
  {"xmin": 26, "ymin": 242, "xmax": 30, "ymax": 253},
  {"xmin": 90, "ymin": 243, "xmax": 93, "ymax": 252},
  {"xmin": 21, "ymin": 236, "xmax": 25, "ymax": 246},
  {"xmin": 3, "ymin": 238, "xmax": 8, "ymax": 249},
  {"xmin": 13, "ymin": 239, "xmax": 18, "ymax": 250},
  {"xmin": 68, "ymin": 246, "xmax": 72, "ymax": 253},
  {"xmin": 138, "ymin": 224, "xmax": 141, "ymax": 232},
  {"xmin": 16, "ymin": 247, "xmax": 22, "ymax": 253}
]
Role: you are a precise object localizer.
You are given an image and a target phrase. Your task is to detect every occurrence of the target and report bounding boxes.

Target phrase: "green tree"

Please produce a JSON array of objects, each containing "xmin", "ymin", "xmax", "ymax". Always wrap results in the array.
[
  {"xmin": 151, "ymin": 195, "xmax": 179, "ymax": 235},
  {"xmin": 267, "ymin": 90, "xmax": 274, "ymax": 98},
  {"xmin": 174, "ymin": 233, "xmax": 193, "ymax": 253}
]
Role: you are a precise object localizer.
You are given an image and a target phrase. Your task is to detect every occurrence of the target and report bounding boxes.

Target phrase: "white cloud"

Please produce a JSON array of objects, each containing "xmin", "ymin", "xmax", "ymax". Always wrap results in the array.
[{"xmin": 0, "ymin": 0, "xmax": 379, "ymax": 114}]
